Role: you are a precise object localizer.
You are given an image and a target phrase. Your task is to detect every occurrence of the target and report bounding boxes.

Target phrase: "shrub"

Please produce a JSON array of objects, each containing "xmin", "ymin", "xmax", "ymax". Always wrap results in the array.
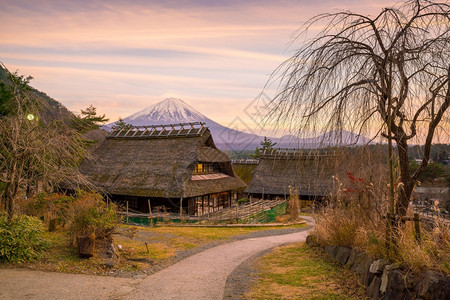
[
  {"xmin": 23, "ymin": 192, "xmax": 76, "ymax": 225},
  {"xmin": 0, "ymin": 214, "xmax": 48, "ymax": 263},
  {"xmin": 22, "ymin": 191, "xmax": 118, "ymax": 246},
  {"xmin": 68, "ymin": 191, "xmax": 118, "ymax": 246},
  {"xmin": 237, "ymin": 198, "xmax": 249, "ymax": 205}
]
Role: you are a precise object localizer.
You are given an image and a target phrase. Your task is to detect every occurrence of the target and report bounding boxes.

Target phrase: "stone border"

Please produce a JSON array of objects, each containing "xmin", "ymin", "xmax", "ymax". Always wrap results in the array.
[{"xmin": 305, "ymin": 235, "xmax": 450, "ymax": 300}]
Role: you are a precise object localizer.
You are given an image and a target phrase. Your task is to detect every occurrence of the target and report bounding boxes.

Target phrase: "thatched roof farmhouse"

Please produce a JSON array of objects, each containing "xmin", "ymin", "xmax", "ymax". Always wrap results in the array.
[
  {"xmin": 245, "ymin": 148, "xmax": 339, "ymax": 200},
  {"xmin": 80, "ymin": 122, "xmax": 246, "ymax": 215}
]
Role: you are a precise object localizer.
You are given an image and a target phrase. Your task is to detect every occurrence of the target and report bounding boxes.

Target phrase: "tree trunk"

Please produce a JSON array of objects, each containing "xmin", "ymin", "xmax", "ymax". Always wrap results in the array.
[
  {"xmin": 6, "ymin": 185, "xmax": 14, "ymax": 223},
  {"xmin": 396, "ymin": 135, "xmax": 414, "ymax": 216}
]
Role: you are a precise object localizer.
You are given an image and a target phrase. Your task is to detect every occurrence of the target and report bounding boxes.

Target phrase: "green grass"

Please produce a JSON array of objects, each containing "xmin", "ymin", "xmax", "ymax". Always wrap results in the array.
[{"xmin": 246, "ymin": 242, "xmax": 368, "ymax": 300}]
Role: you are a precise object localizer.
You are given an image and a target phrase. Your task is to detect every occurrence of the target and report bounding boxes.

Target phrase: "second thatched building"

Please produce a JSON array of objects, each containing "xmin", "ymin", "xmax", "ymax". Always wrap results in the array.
[{"xmin": 245, "ymin": 148, "xmax": 339, "ymax": 200}]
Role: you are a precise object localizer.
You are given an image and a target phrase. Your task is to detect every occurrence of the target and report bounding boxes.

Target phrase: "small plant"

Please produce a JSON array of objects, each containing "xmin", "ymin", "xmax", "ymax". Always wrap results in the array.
[
  {"xmin": 23, "ymin": 192, "xmax": 76, "ymax": 225},
  {"xmin": 0, "ymin": 214, "xmax": 48, "ymax": 263},
  {"xmin": 237, "ymin": 198, "xmax": 249, "ymax": 205},
  {"xmin": 68, "ymin": 191, "xmax": 118, "ymax": 246}
]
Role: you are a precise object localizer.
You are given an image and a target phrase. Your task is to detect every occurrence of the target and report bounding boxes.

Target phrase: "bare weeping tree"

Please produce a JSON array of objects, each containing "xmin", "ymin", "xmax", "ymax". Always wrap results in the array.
[{"xmin": 267, "ymin": 0, "xmax": 449, "ymax": 217}]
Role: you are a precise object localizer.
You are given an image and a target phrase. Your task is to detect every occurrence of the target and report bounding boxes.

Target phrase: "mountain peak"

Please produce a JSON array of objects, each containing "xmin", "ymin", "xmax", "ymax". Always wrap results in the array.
[{"xmin": 124, "ymin": 97, "xmax": 206, "ymax": 125}]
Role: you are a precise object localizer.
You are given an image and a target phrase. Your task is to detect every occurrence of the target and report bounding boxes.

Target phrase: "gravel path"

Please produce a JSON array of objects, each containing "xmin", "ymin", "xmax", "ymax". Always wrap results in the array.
[{"xmin": 0, "ymin": 219, "xmax": 313, "ymax": 300}]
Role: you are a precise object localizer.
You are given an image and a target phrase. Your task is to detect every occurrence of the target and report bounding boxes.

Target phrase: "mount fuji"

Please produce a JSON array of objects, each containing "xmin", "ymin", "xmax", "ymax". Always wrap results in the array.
[
  {"xmin": 106, "ymin": 98, "xmax": 370, "ymax": 151},
  {"xmin": 108, "ymin": 98, "xmax": 262, "ymax": 151}
]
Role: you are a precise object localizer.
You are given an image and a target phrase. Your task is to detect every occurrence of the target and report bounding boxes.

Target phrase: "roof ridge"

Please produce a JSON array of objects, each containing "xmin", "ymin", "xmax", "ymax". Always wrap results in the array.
[{"xmin": 107, "ymin": 122, "xmax": 207, "ymax": 139}]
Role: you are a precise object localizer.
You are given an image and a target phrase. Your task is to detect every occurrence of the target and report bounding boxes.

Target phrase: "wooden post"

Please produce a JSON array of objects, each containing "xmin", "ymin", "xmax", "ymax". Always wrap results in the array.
[
  {"xmin": 180, "ymin": 196, "xmax": 183, "ymax": 219},
  {"xmin": 202, "ymin": 196, "xmax": 204, "ymax": 216},
  {"xmin": 148, "ymin": 199, "xmax": 152, "ymax": 225},
  {"xmin": 126, "ymin": 201, "xmax": 129, "ymax": 223},
  {"xmin": 385, "ymin": 213, "xmax": 391, "ymax": 250},
  {"xmin": 414, "ymin": 213, "xmax": 421, "ymax": 243},
  {"xmin": 262, "ymin": 187, "xmax": 264, "ymax": 201}
]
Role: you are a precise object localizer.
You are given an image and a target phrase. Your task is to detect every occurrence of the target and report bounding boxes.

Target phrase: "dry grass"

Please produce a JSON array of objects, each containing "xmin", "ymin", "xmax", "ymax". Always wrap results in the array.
[
  {"xmin": 313, "ymin": 205, "xmax": 450, "ymax": 275},
  {"xmin": 395, "ymin": 219, "xmax": 450, "ymax": 274},
  {"xmin": 246, "ymin": 242, "xmax": 368, "ymax": 299}
]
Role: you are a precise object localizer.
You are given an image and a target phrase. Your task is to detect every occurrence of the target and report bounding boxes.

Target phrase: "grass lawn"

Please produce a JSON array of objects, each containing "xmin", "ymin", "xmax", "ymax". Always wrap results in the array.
[
  {"xmin": 114, "ymin": 224, "xmax": 307, "ymax": 268},
  {"xmin": 246, "ymin": 242, "xmax": 368, "ymax": 300},
  {"xmin": 3, "ymin": 223, "xmax": 307, "ymax": 276}
]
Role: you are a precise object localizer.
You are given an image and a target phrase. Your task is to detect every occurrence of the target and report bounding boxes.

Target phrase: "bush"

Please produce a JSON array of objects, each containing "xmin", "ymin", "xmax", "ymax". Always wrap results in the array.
[
  {"xmin": 23, "ymin": 192, "xmax": 76, "ymax": 225},
  {"xmin": 0, "ymin": 214, "xmax": 48, "ymax": 263},
  {"xmin": 237, "ymin": 198, "xmax": 249, "ymax": 205},
  {"xmin": 68, "ymin": 191, "xmax": 118, "ymax": 246}
]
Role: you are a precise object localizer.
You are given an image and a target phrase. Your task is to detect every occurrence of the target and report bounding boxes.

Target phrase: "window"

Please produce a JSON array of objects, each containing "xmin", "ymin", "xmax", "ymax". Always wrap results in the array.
[
  {"xmin": 194, "ymin": 163, "xmax": 203, "ymax": 173},
  {"xmin": 194, "ymin": 162, "xmax": 217, "ymax": 174}
]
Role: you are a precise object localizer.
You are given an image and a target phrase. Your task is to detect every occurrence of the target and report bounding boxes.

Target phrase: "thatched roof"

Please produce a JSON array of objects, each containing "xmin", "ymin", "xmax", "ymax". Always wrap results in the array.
[
  {"xmin": 80, "ymin": 123, "xmax": 246, "ymax": 198},
  {"xmin": 245, "ymin": 149, "xmax": 339, "ymax": 197}
]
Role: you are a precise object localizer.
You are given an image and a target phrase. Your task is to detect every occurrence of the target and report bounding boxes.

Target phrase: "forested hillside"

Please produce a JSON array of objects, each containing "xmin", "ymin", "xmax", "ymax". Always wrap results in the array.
[{"xmin": 0, "ymin": 65, "xmax": 72, "ymax": 121}]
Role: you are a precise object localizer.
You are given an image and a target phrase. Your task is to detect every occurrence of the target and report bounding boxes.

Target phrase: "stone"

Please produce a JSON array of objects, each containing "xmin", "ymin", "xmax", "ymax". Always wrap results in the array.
[
  {"xmin": 345, "ymin": 248, "xmax": 362, "ymax": 269},
  {"xmin": 77, "ymin": 233, "xmax": 95, "ymax": 258},
  {"xmin": 380, "ymin": 264, "xmax": 399, "ymax": 294},
  {"xmin": 351, "ymin": 252, "xmax": 373, "ymax": 286},
  {"xmin": 305, "ymin": 235, "xmax": 319, "ymax": 247},
  {"xmin": 325, "ymin": 245, "xmax": 338, "ymax": 259},
  {"xmin": 385, "ymin": 270, "xmax": 408, "ymax": 300},
  {"xmin": 369, "ymin": 259, "xmax": 388, "ymax": 274},
  {"xmin": 335, "ymin": 247, "xmax": 352, "ymax": 265},
  {"xmin": 104, "ymin": 261, "xmax": 115, "ymax": 269},
  {"xmin": 367, "ymin": 275, "xmax": 382, "ymax": 299},
  {"xmin": 415, "ymin": 270, "xmax": 450, "ymax": 300}
]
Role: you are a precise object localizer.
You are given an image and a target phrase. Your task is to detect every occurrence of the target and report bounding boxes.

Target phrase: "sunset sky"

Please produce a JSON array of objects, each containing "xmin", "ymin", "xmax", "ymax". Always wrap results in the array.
[{"xmin": 0, "ymin": 0, "xmax": 395, "ymax": 133}]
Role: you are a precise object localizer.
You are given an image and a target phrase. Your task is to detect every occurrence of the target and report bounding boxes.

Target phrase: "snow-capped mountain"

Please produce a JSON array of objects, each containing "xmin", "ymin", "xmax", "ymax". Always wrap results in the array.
[
  {"xmin": 108, "ymin": 98, "xmax": 262, "ymax": 151},
  {"xmin": 124, "ymin": 98, "xmax": 206, "ymax": 125},
  {"xmin": 106, "ymin": 98, "xmax": 371, "ymax": 151}
]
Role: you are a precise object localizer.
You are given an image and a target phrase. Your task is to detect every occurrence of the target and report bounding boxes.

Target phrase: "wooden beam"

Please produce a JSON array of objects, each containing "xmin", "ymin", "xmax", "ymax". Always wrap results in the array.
[{"xmin": 180, "ymin": 196, "xmax": 183, "ymax": 219}]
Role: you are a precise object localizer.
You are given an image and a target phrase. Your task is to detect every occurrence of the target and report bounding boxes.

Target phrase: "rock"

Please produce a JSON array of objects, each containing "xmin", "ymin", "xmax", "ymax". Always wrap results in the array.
[
  {"xmin": 351, "ymin": 252, "xmax": 373, "ymax": 286},
  {"xmin": 415, "ymin": 270, "xmax": 450, "ymax": 300},
  {"xmin": 345, "ymin": 248, "xmax": 362, "ymax": 269},
  {"xmin": 104, "ymin": 261, "xmax": 115, "ymax": 269},
  {"xmin": 325, "ymin": 245, "xmax": 338, "ymax": 259},
  {"xmin": 305, "ymin": 235, "xmax": 319, "ymax": 247},
  {"xmin": 380, "ymin": 263, "xmax": 401, "ymax": 295},
  {"xmin": 369, "ymin": 259, "xmax": 388, "ymax": 274},
  {"xmin": 367, "ymin": 275, "xmax": 382, "ymax": 299},
  {"xmin": 335, "ymin": 247, "xmax": 352, "ymax": 265},
  {"xmin": 77, "ymin": 233, "xmax": 95, "ymax": 258},
  {"xmin": 385, "ymin": 270, "xmax": 408, "ymax": 300},
  {"xmin": 106, "ymin": 241, "xmax": 119, "ymax": 259}
]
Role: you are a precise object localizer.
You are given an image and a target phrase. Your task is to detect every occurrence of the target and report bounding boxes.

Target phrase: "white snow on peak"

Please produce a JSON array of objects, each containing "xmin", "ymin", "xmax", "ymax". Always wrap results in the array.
[{"xmin": 124, "ymin": 98, "xmax": 208, "ymax": 125}]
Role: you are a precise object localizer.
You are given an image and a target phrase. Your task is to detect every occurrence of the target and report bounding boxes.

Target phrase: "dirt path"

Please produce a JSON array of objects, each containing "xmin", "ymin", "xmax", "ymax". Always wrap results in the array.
[{"xmin": 0, "ymin": 221, "xmax": 312, "ymax": 300}]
